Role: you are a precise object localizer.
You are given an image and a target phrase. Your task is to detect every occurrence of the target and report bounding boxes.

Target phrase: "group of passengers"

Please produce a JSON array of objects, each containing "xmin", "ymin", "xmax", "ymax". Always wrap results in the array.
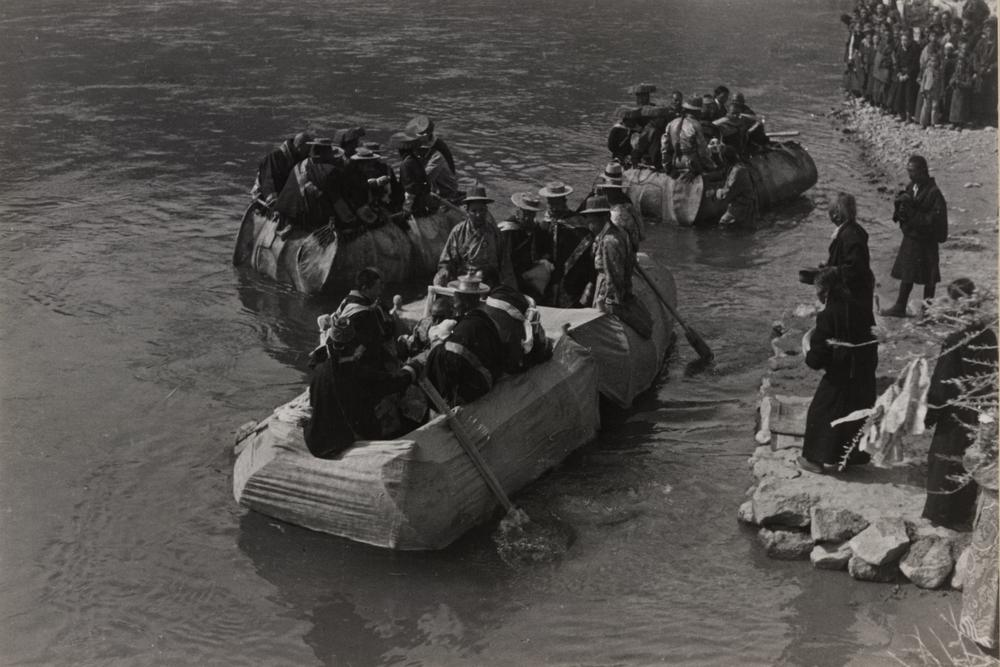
[
  {"xmin": 250, "ymin": 116, "xmax": 463, "ymax": 238},
  {"xmin": 304, "ymin": 163, "xmax": 653, "ymax": 458},
  {"xmin": 606, "ymin": 84, "xmax": 765, "ymax": 227},
  {"xmin": 840, "ymin": 0, "xmax": 997, "ymax": 129}
]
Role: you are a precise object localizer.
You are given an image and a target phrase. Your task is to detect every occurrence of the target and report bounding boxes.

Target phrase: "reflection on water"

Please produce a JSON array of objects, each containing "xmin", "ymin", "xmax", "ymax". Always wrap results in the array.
[{"xmin": 0, "ymin": 0, "xmax": 964, "ymax": 664}]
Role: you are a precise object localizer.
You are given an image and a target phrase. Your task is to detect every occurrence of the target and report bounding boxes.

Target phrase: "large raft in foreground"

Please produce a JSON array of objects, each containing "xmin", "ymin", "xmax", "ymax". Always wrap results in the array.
[
  {"xmin": 624, "ymin": 141, "xmax": 818, "ymax": 225},
  {"xmin": 232, "ymin": 204, "xmax": 465, "ymax": 295},
  {"xmin": 232, "ymin": 256, "xmax": 677, "ymax": 550}
]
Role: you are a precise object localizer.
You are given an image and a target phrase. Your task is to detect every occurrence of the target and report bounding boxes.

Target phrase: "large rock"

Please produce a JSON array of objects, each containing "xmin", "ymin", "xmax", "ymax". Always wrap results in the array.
[
  {"xmin": 951, "ymin": 546, "xmax": 972, "ymax": 591},
  {"xmin": 899, "ymin": 537, "xmax": 954, "ymax": 589},
  {"xmin": 848, "ymin": 555, "xmax": 900, "ymax": 583},
  {"xmin": 752, "ymin": 478, "xmax": 814, "ymax": 528},
  {"xmin": 810, "ymin": 506, "xmax": 870, "ymax": 543},
  {"xmin": 758, "ymin": 527, "xmax": 815, "ymax": 560},
  {"xmin": 849, "ymin": 517, "xmax": 911, "ymax": 565},
  {"xmin": 811, "ymin": 542, "xmax": 852, "ymax": 570}
]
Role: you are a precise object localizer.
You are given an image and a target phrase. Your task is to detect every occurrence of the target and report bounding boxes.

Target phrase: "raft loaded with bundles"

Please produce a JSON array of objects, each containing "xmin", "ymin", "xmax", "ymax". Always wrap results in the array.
[
  {"xmin": 232, "ymin": 202, "xmax": 464, "ymax": 296},
  {"xmin": 232, "ymin": 255, "xmax": 677, "ymax": 550},
  {"xmin": 624, "ymin": 141, "xmax": 818, "ymax": 225}
]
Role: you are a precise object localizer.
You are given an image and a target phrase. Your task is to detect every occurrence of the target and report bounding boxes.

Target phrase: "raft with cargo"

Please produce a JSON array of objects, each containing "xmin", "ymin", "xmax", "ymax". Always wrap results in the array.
[
  {"xmin": 232, "ymin": 255, "xmax": 677, "ymax": 550},
  {"xmin": 624, "ymin": 140, "xmax": 818, "ymax": 225},
  {"xmin": 232, "ymin": 202, "xmax": 465, "ymax": 296}
]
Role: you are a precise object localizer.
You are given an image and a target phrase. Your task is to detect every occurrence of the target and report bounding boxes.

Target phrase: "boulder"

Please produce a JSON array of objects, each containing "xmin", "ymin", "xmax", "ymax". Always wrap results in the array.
[
  {"xmin": 848, "ymin": 517, "xmax": 910, "ymax": 566},
  {"xmin": 738, "ymin": 500, "xmax": 755, "ymax": 524},
  {"xmin": 758, "ymin": 527, "xmax": 815, "ymax": 560},
  {"xmin": 951, "ymin": 546, "xmax": 972, "ymax": 591},
  {"xmin": 811, "ymin": 542, "xmax": 852, "ymax": 570},
  {"xmin": 810, "ymin": 506, "xmax": 870, "ymax": 543},
  {"xmin": 848, "ymin": 555, "xmax": 900, "ymax": 583},
  {"xmin": 899, "ymin": 537, "xmax": 954, "ymax": 589},
  {"xmin": 752, "ymin": 478, "xmax": 814, "ymax": 528}
]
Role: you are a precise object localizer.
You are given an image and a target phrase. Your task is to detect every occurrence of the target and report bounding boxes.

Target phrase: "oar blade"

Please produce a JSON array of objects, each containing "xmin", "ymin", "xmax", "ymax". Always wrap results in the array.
[{"xmin": 685, "ymin": 327, "xmax": 714, "ymax": 362}]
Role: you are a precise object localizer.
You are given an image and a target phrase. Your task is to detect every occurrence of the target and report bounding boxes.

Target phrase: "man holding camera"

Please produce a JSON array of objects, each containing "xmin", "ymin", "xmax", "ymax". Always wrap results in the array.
[{"xmin": 883, "ymin": 154, "xmax": 948, "ymax": 318}]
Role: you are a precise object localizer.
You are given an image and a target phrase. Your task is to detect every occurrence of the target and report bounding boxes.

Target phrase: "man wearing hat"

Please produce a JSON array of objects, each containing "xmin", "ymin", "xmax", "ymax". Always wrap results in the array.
[
  {"xmin": 406, "ymin": 115, "xmax": 464, "ymax": 206},
  {"xmin": 425, "ymin": 274, "xmax": 505, "ymax": 406},
  {"xmin": 481, "ymin": 284, "xmax": 552, "ymax": 373},
  {"xmin": 273, "ymin": 137, "xmax": 357, "ymax": 232},
  {"xmin": 434, "ymin": 184, "xmax": 515, "ymax": 289},
  {"xmin": 580, "ymin": 195, "xmax": 633, "ymax": 314},
  {"xmin": 538, "ymin": 181, "xmax": 594, "ymax": 307},
  {"xmin": 251, "ymin": 131, "xmax": 312, "ymax": 204},
  {"xmin": 498, "ymin": 192, "xmax": 554, "ymax": 301},
  {"xmin": 596, "ymin": 163, "xmax": 644, "ymax": 251},
  {"xmin": 349, "ymin": 147, "xmax": 404, "ymax": 216},
  {"xmin": 331, "ymin": 266, "xmax": 398, "ymax": 370},
  {"xmin": 304, "ymin": 314, "xmax": 422, "ymax": 458},
  {"xmin": 393, "ymin": 131, "xmax": 435, "ymax": 218},
  {"xmin": 660, "ymin": 96, "xmax": 714, "ymax": 177}
]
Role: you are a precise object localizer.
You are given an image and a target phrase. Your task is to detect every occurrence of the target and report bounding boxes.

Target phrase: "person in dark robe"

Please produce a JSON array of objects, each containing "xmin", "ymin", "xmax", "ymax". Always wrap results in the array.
[
  {"xmin": 607, "ymin": 107, "xmax": 643, "ymax": 165},
  {"xmin": 596, "ymin": 163, "xmax": 644, "ymax": 251},
  {"xmin": 538, "ymin": 181, "xmax": 595, "ymax": 307},
  {"xmin": 303, "ymin": 317, "xmax": 420, "ymax": 459},
  {"xmin": 393, "ymin": 132, "xmax": 436, "ymax": 218},
  {"xmin": 891, "ymin": 30, "xmax": 921, "ymax": 122},
  {"xmin": 872, "ymin": 28, "xmax": 896, "ymax": 109},
  {"xmin": 425, "ymin": 275, "xmax": 504, "ymax": 406},
  {"xmin": 582, "ymin": 195, "xmax": 633, "ymax": 313},
  {"xmin": 331, "ymin": 267, "xmax": 398, "ymax": 371},
  {"xmin": 821, "ymin": 192, "xmax": 875, "ymax": 327},
  {"xmin": 348, "ymin": 146, "xmax": 403, "ymax": 221},
  {"xmin": 251, "ymin": 131, "xmax": 312, "ymax": 203},
  {"xmin": 272, "ymin": 138, "xmax": 351, "ymax": 232},
  {"xmin": 481, "ymin": 284, "xmax": 553, "ymax": 374},
  {"xmin": 883, "ymin": 154, "xmax": 947, "ymax": 317},
  {"xmin": 799, "ymin": 268, "xmax": 878, "ymax": 473},
  {"xmin": 406, "ymin": 115, "xmax": 464, "ymax": 205},
  {"xmin": 972, "ymin": 21, "xmax": 997, "ymax": 127},
  {"xmin": 948, "ymin": 38, "xmax": 975, "ymax": 127},
  {"xmin": 922, "ymin": 278, "xmax": 999, "ymax": 528},
  {"xmin": 713, "ymin": 85, "xmax": 730, "ymax": 117},
  {"xmin": 498, "ymin": 191, "xmax": 553, "ymax": 302}
]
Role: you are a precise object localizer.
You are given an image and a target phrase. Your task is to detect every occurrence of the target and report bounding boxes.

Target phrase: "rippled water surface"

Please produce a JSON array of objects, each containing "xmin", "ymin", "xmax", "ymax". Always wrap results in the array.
[{"xmin": 0, "ymin": 0, "xmax": 957, "ymax": 665}]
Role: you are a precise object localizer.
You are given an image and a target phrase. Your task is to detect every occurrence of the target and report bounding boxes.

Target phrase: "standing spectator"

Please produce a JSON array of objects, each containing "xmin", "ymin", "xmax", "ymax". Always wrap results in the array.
[
  {"xmin": 948, "ymin": 38, "xmax": 976, "ymax": 128},
  {"xmin": 922, "ymin": 278, "xmax": 998, "ymax": 529},
  {"xmin": 892, "ymin": 29, "xmax": 921, "ymax": 121},
  {"xmin": 941, "ymin": 42, "xmax": 957, "ymax": 120},
  {"xmin": 798, "ymin": 268, "xmax": 878, "ymax": 474},
  {"xmin": 972, "ymin": 21, "xmax": 997, "ymax": 127},
  {"xmin": 823, "ymin": 192, "xmax": 875, "ymax": 327},
  {"xmin": 883, "ymin": 155, "xmax": 947, "ymax": 317},
  {"xmin": 917, "ymin": 29, "xmax": 945, "ymax": 128}
]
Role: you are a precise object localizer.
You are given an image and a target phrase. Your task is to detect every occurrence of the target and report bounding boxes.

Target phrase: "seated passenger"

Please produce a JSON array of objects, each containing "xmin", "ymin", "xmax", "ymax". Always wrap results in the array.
[
  {"xmin": 538, "ymin": 181, "xmax": 579, "ymax": 226},
  {"xmin": 425, "ymin": 275, "xmax": 503, "ymax": 406},
  {"xmin": 304, "ymin": 316, "xmax": 421, "ymax": 459},
  {"xmin": 713, "ymin": 85, "xmax": 731, "ymax": 116},
  {"xmin": 407, "ymin": 115, "xmax": 464, "ymax": 205},
  {"xmin": 348, "ymin": 147, "xmax": 401, "ymax": 224},
  {"xmin": 595, "ymin": 163, "xmax": 644, "ymax": 252},
  {"xmin": 700, "ymin": 94, "xmax": 723, "ymax": 139},
  {"xmin": 251, "ymin": 131, "xmax": 312, "ymax": 204},
  {"xmin": 498, "ymin": 191, "xmax": 554, "ymax": 301},
  {"xmin": 607, "ymin": 106, "xmax": 643, "ymax": 164},
  {"xmin": 730, "ymin": 93, "xmax": 769, "ymax": 150},
  {"xmin": 434, "ymin": 184, "xmax": 515, "ymax": 288},
  {"xmin": 333, "ymin": 126, "xmax": 366, "ymax": 158},
  {"xmin": 398, "ymin": 296, "xmax": 456, "ymax": 359},
  {"xmin": 660, "ymin": 97, "xmax": 715, "ymax": 177},
  {"xmin": 393, "ymin": 132, "xmax": 436, "ymax": 218},
  {"xmin": 273, "ymin": 138, "xmax": 351, "ymax": 232},
  {"xmin": 330, "ymin": 267, "xmax": 399, "ymax": 370},
  {"xmin": 482, "ymin": 285, "xmax": 553, "ymax": 373},
  {"xmin": 539, "ymin": 181, "xmax": 594, "ymax": 307}
]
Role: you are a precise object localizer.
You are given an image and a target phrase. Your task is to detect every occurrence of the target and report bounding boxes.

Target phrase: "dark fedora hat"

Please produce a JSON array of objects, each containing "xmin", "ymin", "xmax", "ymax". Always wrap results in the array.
[
  {"xmin": 580, "ymin": 195, "xmax": 612, "ymax": 215},
  {"xmin": 462, "ymin": 183, "xmax": 494, "ymax": 204}
]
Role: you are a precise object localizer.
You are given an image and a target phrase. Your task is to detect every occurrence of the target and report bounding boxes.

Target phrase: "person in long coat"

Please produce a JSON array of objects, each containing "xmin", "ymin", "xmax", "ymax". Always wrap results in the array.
[
  {"xmin": 972, "ymin": 21, "xmax": 997, "ymax": 126},
  {"xmin": 948, "ymin": 39, "xmax": 976, "ymax": 126},
  {"xmin": 922, "ymin": 278, "xmax": 998, "ymax": 528},
  {"xmin": 891, "ymin": 31, "xmax": 921, "ymax": 122},
  {"xmin": 884, "ymin": 155, "xmax": 947, "ymax": 317},
  {"xmin": 823, "ymin": 192, "xmax": 875, "ymax": 328},
  {"xmin": 799, "ymin": 268, "xmax": 878, "ymax": 473},
  {"xmin": 917, "ymin": 31, "xmax": 945, "ymax": 128}
]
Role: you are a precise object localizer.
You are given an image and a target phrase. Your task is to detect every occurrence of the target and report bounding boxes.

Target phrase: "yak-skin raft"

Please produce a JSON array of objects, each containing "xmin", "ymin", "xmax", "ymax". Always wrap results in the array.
[
  {"xmin": 232, "ymin": 255, "xmax": 677, "ymax": 550},
  {"xmin": 232, "ymin": 204, "xmax": 465, "ymax": 295},
  {"xmin": 624, "ymin": 141, "xmax": 818, "ymax": 225}
]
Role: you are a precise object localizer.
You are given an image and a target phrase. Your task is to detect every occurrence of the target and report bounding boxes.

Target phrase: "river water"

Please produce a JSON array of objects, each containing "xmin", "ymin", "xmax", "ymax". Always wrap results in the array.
[{"xmin": 0, "ymin": 0, "xmax": 961, "ymax": 665}]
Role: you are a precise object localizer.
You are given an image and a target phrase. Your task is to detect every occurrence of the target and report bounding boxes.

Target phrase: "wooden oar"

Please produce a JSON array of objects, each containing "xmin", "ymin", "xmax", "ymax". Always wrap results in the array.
[
  {"xmin": 233, "ymin": 202, "xmax": 259, "ymax": 266},
  {"xmin": 430, "ymin": 193, "xmax": 466, "ymax": 217},
  {"xmin": 635, "ymin": 263, "xmax": 714, "ymax": 362},
  {"xmin": 417, "ymin": 377, "xmax": 521, "ymax": 516},
  {"xmin": 768, "ymin": 131, "xmax": 800, "ymax": 138}
]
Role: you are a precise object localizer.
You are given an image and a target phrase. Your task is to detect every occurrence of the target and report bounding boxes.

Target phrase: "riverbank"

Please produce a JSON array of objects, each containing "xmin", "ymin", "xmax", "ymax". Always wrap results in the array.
[{"xmin": 739, "ymin": 98, "xmax": 997, "ymax": 586}]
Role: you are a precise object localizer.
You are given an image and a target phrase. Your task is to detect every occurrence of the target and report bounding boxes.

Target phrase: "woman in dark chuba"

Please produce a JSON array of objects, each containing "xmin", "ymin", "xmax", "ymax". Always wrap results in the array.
[{"xmin": 799, "ymin": 268, "xmax": 878, "ymax": 474}]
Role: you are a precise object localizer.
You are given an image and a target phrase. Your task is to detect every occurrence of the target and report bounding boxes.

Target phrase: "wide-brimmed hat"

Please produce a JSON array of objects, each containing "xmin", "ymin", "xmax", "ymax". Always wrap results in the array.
[
  {"xmin": 580, "ymin": 195, "xmax": 612, "ymax": 215},
  {"xmin": 596, "ymin": 176, "xmax": 625, "ymax": 190},
  {"xmin": 350, "ymin": 147, "xmax": 382, "ymax": 161},
  {"xmin": 628, "ymin": 83, "xmax": 657, "ymax": 95},
  {"xmin": 538, "ymin": 181, "xmax": 574, "ymax": 198},
  {"xmin": 390, "ymin": 131, "xmax": 424, "ymax": 150},
  {"xmin": 511, "ymin": 191, "xmax": 543, "ymax": 211},
  {"xmin": 405, "ymin": 115, "xmax": 435, "ymax": 136},
  {"xmin": 462, "ymin": 183, "xmax": 494, "ymax": 204},
  {"xmin": 448, "ymin": 273, "xmax": 490, "ymax": 295},
  {"xmin": 682, "ymin": 96, "xmax": 703, "ymax": 112},
  {"xmin": 603, "ymin": 162, "xmax": 624, "ymax": 179}
]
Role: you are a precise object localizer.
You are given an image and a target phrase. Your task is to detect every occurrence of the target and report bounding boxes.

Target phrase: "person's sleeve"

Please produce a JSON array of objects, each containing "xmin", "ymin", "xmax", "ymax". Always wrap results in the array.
[
  {"xmin": 437, "ymin": 228, "xmax": 459, "ymax": 273},
  {"xmin": 805, "ymin": 309, "xmax": 835, "ymax": 370}
]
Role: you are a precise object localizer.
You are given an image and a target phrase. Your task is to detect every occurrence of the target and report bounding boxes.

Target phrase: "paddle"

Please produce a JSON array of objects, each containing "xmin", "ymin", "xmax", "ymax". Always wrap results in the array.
[
  {"xmin": 768, "ymin": 131, "xmax": 800, "ymax": 138},
  {"xmin": 233, "ymin": 201, "xmax": 263, "ymax": 266},
  {"xmin": 430, "ymin": 192, "xmax": 466, "ymax": 217},
  {"xmin": 635, "ymin": 263, "xmax": 714, "ymax": 363},
  {"xmin": 417, "ymin": 376, "xmax": 571, "ymax": 566}
]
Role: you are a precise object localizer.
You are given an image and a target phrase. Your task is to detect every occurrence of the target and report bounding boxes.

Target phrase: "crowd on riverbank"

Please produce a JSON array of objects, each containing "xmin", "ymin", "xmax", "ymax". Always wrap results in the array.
[{"xmin": 840, "ymin": 0, "xmax": 997, "ymax": 128}]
